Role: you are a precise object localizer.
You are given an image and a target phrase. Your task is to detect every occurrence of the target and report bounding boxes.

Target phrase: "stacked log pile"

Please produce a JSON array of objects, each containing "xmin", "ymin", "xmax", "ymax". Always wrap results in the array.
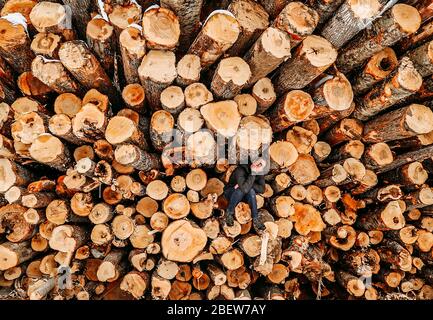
[{"xmin": 1, "ymin": 0, "xmax": 433, "ymax": 301}]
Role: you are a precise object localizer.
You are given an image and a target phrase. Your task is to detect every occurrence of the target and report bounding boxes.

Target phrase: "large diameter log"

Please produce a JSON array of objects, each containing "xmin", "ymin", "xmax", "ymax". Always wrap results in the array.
[
  {"xmin": 161, "ymin": 220, "xmax": 207, "ymax": 263},
  {"xmin": 274, "ymin": 35, "xmax": 338, "ymax": 94},
  {"xmin": 31, "ymin": 56, "xmax": 81, "ymax": 94},
  {"xmin": 352, "ymin": 47, "xmax": 398, "ymax": 95},
  {"xmin": 273, "ymin": 2, "xmax": 319, "ymax": 49},
  {"xmin": 226, "ymin": 0, "xmax": 269, "ymax": 56},
  {"xmin": 200, "ymin": 100, "xmax": 241, "ymax": 138},
  {"xmin": 29, "ymin": 2, "xmax": 73, "ymax": 36},
  {"xmin": 105, "ymin": 116, "xmax": 147, "ymax": 150},
  {"xmin": 353, "ymin": 57, "xmax": 422, "ymax": 121},
  {"xmin": 406, "ymin": 40, "xmax": 433, "ymax": 78},
  {"xmin": 336, "ymin": 4, "xmax": 421, "ymax": 73},
  {"xmin": 29, "ymin": 133, "xmax": 70, "ymax": 171},
  {"xmin": 119, "ymin": 26, "xmax": 146, "ymax": 85},
  {"xmin": 188, "ymin": 11, "xmax": 240, "ymax": 68},
  {"xmin": 160, "ymin": 0, "xmax": 203, "ymax": 52},
  {"xmin": 268, "ymin": 90, "xmax": 314, "ymax": 132},
  {"xmin": 142, "ymin": 7, "xmax": 180, "ymax": 50},
  {"xmin": 0, "ymin": 158, "xmax": 34, "ymax": 193},
  {"xmin": 363, "ymin": 104, "xmax": 433, "ymax": 143},
  {"xmin": 0, "ymin": 15, "xmax": 34, "ymax": 73},
  {"xmin": 382, "ymin": 161, "xmax": 428, "ymax": 185},
  {"xmin": 243, "ymin": 27, "xmax": 291, "ymax": 86},
  {"xmin": 58, "ymin": 40, "xmax": 117, "ymax": 100},
  {"xmin": 138, "ymin": 50, "xmax": 177, "ymax": 110},
  {"xmin": 210, "ymin": 57, "xmax": 251, "ymax": 99},
  {"xmin": 320, "ymin": 0, "xmax": 390, "ymax": 49},
  {"xmin": 0, "ymin": 241, "xmax": 37, "ymax": 271}
]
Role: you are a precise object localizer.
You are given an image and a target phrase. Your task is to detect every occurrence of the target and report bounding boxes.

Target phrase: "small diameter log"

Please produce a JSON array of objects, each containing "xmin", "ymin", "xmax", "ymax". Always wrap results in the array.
[
  {"xmin": 22, "ymin": 192, "xmax": 55, "ymax": 209},
  {"xmin": 320, "ymin": 0, "xmax": 388, "ymax": 49},
  {"xmin": 363, "ymin": 104, "xmax": 433, "ymax": 143},
  {"xmin": 86, "ymin": 17, "xmax": 115, "ymax": 74},
  {"xmin": 201, "ymin": 100, "xmax": 241, "ymax": 138},
  {"xmin": 17, "ymin": 71, "xmax": 53, "ymax": 101},
  {"xmin": 28, "ymin": 134, "xmax": 70, "ymax": 171},
  {"xmin": 268, "ymin": 90, "xmax": 314, "ymax": 133},
  {"xmin": 160, "ymin": 0, "xmax": 203, "ymax": 52},
  {"xmin": 29, "ymin": 2, "xmax": 73, "ymax": 37},
  {"xmin": 188, "ymin": 11, "xmax": 240, "ymax": 68},
  {"xmin": 336, "ymin": 4, "xmax": 421, "ymax": 73},
  {"xmin": 31, "ymin": 56, "xmax": 80, "ymax": 94},
  {"xmin": 30, "ymin": 32, "xmax": 61, "ymax": 59},
  {"xmin": 97, "ymin": 250, "xmax": 126, "ymax": 282},
  {"xmin": 142, "ymin": 7, "xmax": 180, "ymax": 50},
  {"xmin": 0, "ymin": 16, "xmax": 34, "ymax": 73},
  {"xmin": 138, "ymin": 50, "xmax": 177, "ymax": 110},
  {"xmin": 210, "ymin": 57, "xmax": 251, "ymax": 99},
  {"xmin": 122, "ymin": 84, "xmax": 145, "ymax": 114},
  {"xmin": 326, "ymin": 140, "xmax": 364, "ymax": 162},
  {"xmin": 288, "ymin": 154, "xmax": 320, "ymax": 185},
  {"xmin": 354, "ymin": 57, "xmax": 423, "ymax": 121},
  {"xmin": 176, "ymin": 54, "xmax": 202, "ymax": 87},
  {"xmin": 0, "ymin": 159, "xmax": 34, "ymax": 193},
  {"xmin": 105, "ymin": 116, "xmax": 147, "ymax": 150},
  {"xmin": 234, "ymin": 94, "xmax": 257, "ymax": 116},
  {"xmin": 62, "ymin": 0, "xmax": 92, "ymax": 38},
  {"xmin": 58, "ymin": 40, "xmax": 116, "ymax": 99},
  {"xmin": 114, "ymin": 144, "xmax": 160, "ymax": 172},
  {"xmin": 163, "ymin": 193, "xmax": 190, "ymax": 220},
  {"xmin": 273, "ymin": 2, "xmax": 319, "ymax": 48},
  {"xmin": 352, "ymin": 47, "xmax": 398, "ymax": 95},
  {"xmin": 184, "ymin": 83, "xmax": 213, "ymax": 109},
  {"xmin": 357, "ymin": 200, "xmax": 406, "ymax": 231},
  {"xmin": 243, "ymin": 27, "xmax": 291, "ymax": 86},
  {"xmin": 362, "ymin": 142, "xmax": 394, "ymax": 170},
  {"xmin": 382, "ymin": 161, "xmax": 428, "ymax": 186},
  {"xmin": 274, "ymin": 35, "xmax": 338, "ymax": 94},
  {"xmin": 378, "ymin": 239, "xmax": 413, "ymax": 271},
  {"xmin": 49, "ymin": 114, "xmax": 84, "ymax": 145},
  {"xmin": 150, "ymin": 110, "xmax": 174, "ymax": 152},
  {"xmin": 252, "ymin": 78, "xmax": 276, "ymax": 114},
  {"xmin": 119, "ymin": 26, "xmax": 146, "ymax": 85},
  {"xmin": 310, "ymin": 71, "xmax": 354, "ymax": 119},
  {"xmin": 323, "ymin": 118, "xmax": 364, "ymax": 147},
  {"xmin": 257, "ymin": 0, "xmax": 290, "ymax": 19},
  {"xmin": 226, "ymin": 0, "xmax": 269, "ymax": 56},
  {"xmin": 406, "ymin": 40, "xmax": 433, "ymax": 78},
  {"xmin": 160, "ymin": 86, "xmax": 185, "ymax": 115},
  {"xmin": 336, "ymin": 270, "xmax": 365, "ymax": 297},
  {"xmin": 120, "ymin": 271, "xmax": 149, "ymax": 299},
  {"xmin": 0, "ymin": 79, "xmax": 16, "ymax": 104},
  {"xmin": 161, "ymin": 220, "xmax": 207, "ymax": 262},
  {"xmin": 72, "ymin": 103, "xmax": 107, "ymax": 143}
]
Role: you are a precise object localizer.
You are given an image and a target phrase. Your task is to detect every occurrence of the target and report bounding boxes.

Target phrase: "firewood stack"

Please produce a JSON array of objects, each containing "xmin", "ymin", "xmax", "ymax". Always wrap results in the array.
[{"xmin": 1, "ymin": 0, "xmax": 433, "ymax": 301}]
